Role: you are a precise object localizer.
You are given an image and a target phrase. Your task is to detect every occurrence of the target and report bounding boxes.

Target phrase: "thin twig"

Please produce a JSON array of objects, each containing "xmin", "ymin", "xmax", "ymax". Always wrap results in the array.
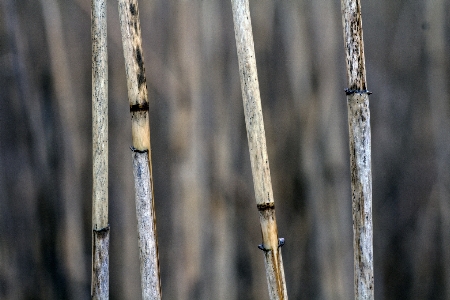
[
  {"xmin": 340, "ymin": 1, "xmax": 374, "ymax": 299},
  {"xmin": 117, "ymin": 0, "xmax": 162, "ymax": 299},
  {"xmin": 230, "ymin": 1, "xmax": 288, "ymax": 299}
]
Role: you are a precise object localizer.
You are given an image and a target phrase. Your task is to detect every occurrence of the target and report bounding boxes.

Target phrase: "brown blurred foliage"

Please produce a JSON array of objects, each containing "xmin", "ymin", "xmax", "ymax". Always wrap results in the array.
[{"xmin": 0, "ymin": 0, "xmax": 449, "ymax": 299}]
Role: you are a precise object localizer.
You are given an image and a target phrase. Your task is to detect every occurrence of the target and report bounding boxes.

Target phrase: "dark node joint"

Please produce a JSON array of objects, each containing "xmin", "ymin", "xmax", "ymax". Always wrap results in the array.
[
  {"xmin": 130, "ymin": 102, "xmax": 149, "ymax": 112},
  {"xmin": 256, "ymin": 202, "xmax": 275, "ymax": 211},
  {"xmin": 130, "ymin": 146, "xmax": 148, "ymax": 153},
  {"xmin": 345, "ymin": 88, "xmax": 372, "ymax": 95},
  {"xmin": 93, "ymin": 224, "xmax": 110, "ymax": 233},
  {"xmin": 258, "ymin": 238, "xmax": 285, "ymax": 252},
  {"xmin": 258, "ymin": 244, "xmax": 269, "ymax": 252}
]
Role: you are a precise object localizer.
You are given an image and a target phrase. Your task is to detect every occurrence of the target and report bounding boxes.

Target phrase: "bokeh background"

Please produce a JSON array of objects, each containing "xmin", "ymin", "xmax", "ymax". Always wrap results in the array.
[{"xmin": 1, "ymin": 0, "xmax": 450, "ymax": 299}]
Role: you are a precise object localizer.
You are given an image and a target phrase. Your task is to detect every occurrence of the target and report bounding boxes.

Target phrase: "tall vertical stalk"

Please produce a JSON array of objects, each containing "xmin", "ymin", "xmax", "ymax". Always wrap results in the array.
[
  {"xmin": 118, "ymin": 0, "xmax": 162, "ymax": 299},
  {"xmin": 230, "ymin": 1, "xmax": 287, "ymax": 299},
  {"xmin": 91, "ymin": 0, "xmax": 109, "ymax": 298},
  {"xmin": 340, "ymin": 1, "xmax": 374, "ymax": 299}
]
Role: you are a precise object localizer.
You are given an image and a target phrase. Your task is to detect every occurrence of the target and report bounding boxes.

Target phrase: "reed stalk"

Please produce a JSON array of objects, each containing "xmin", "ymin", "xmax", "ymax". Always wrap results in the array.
[
  {"xmin": 230, "ymin": 1, "xmax": 287, "ymax": 299},
  {"xmin": 118, "ymin": 0, "xmax": 161, "ymax": 299},
  {"xmin": 91, "ymin": 0, "xmax": 109, "ymax": 298},
  {"xmin": 340, "ymin": 1, "xmax": 374, "ymax": 299}
]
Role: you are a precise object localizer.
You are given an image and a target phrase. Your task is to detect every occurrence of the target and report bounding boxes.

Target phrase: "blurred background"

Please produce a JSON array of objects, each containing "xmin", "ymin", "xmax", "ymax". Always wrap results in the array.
[{"xmin": 1, "ymin": 0, "xmax": 449, "ymax": 299}]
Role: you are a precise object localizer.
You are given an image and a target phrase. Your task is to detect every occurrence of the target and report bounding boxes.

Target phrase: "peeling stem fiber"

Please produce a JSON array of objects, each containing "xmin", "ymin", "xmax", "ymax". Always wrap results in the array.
[
  {"xmin": 91, "ymin": 0, "xmax": 109, "ymax": 298},
  {"xmin": 230, "ymin": 0, "xmax": 287, "ymax": 299},
  {"xmin": 118, "ymin": 0, "xmax": 161, "ymax": 299},
  {"xmin": 340, "ymin": 0, "xmax": 374, "ymax": 299}
]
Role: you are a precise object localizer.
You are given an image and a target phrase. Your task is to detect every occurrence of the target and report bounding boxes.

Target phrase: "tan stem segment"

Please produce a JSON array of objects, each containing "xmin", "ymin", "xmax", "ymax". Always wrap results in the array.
[
  {"xmin": 340, "ymin": 1, "xmax": 374, "ymax": 299},
  {"xmin": 118, "ymin": 0, "xmax": 161, "ymax": 299},
  {"xmin": 92, "ymin": 0, "xmax": 108, "ymax": 232},
  {"xmin": 91, "ymin": 0, "xmax": 109, "ymax": 298},
  {"xmin": 341, "ymin": 0, "xmax": 367, "ymax": 91},
  {"xmin": 118, "ymin": 0, "xmax": 150, "ymax": 152},
  {"xmin": 230, "ymin": 0, "xmax": 287, "ymax": 299}
]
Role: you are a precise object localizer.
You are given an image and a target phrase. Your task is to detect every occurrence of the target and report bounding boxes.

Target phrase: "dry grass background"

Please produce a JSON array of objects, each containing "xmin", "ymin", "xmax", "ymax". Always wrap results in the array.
[{"xmin": 0, "ymin": 0, "xmax": 449, "ymax": 299}]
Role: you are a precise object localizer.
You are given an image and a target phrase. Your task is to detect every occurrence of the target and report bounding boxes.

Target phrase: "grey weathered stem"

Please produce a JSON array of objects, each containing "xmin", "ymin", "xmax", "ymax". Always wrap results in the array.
[
  {"xmin": 91, "ymin": 0, "xmax": 109, "ymax": 298},
  {"xmin": 132, "ymin": 151, "xmax": 161, "ymax": 300},
  {"xmin": 340, "ymin": 1, "xmax": 374, "ymax": 299},
  {"xmin": 92, "ymin": 226, "xmax": 110, "ymax": 299},
  {"xmin": 230, "ymin": 0, "xmax": 287, "ymax": 299},
  {"xmin": 118, "ymin": 0, "xmax": 162, "ymax": 299}
]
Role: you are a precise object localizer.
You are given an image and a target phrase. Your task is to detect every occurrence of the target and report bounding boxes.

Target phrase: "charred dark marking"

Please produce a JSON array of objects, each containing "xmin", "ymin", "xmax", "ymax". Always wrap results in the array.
[
  {"xmin": 137, "ymin": 73, "xmax": 146, "ymax": 88},
  {"xmin": 136, "ymin": 47, "xmax": 144, "ymax": 70},
  {"xmin": 135, "ymin": 47, "xmax": 146, "ymax": 88},
  {"xmin": 130, "ymin": 3, "xmax": 137, "ymax": 16},
  {"xmin": 133, "ymin": 20, "xmax": 138, "ymax": 33},
  {"xmin": 130, "ymin": 146, "xmax": 148, "ymax": 153},
  {"xmin": 345, "ymin": 88, "xmax": 372, "ymax": 95},
  {"xmin": 130, "ymin": 102, "xmax": 149, "ymax": 112},
  {"xmin": 257, "ymin": 202, "xmax": 275, "ymax": 211}
]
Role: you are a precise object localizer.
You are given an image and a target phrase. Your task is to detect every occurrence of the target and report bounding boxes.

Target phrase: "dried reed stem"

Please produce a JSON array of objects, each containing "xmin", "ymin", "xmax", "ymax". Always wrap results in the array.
[
  {"xmin": 91, "ymin": 0, "xmax": 109, "ymax": 298},
  {"xmin": 340, "ymin": 1, "xmax": 374, "ymax": 299},
  {"xmin": 118, "ymin": 0, "xmax": 161, "ymax": 298},
  {"xmin": 230, "ymin": 0, "xmax": 288, "ymax": 299}
]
